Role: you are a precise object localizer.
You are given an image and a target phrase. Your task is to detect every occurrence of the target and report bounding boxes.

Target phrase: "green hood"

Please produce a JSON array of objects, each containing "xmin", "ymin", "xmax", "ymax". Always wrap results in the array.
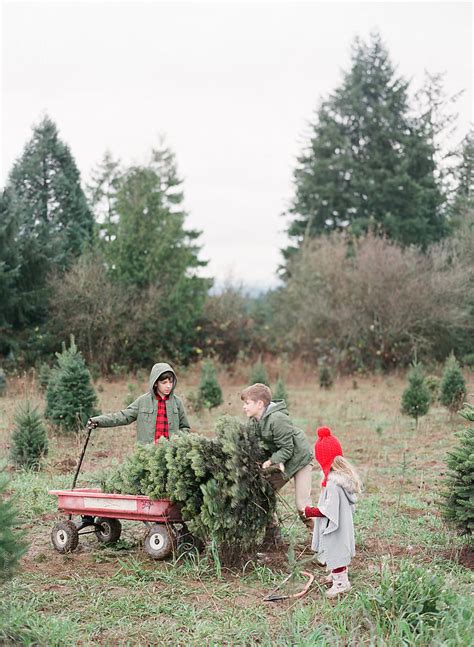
[
  {"xmin": 261, "ymin": 400, "xmax": 288, "ymax": 419},
  {"xmin": 148, "ymin": 362, "xmax": 177, "ymax": 394}
]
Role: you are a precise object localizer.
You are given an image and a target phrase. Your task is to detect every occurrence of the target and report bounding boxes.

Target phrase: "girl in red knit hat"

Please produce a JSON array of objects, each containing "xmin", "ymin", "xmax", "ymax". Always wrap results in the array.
[{"xmin": 304, "ymin": 427, "xmax": 362, "ymax": 598}]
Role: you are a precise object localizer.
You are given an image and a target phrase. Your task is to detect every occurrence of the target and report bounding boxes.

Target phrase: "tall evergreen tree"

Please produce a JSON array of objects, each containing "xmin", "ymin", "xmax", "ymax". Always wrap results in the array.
[
  {"xmin": 452, "ymin": 129, "xmax": 474, "ymax": 217},
  {"xmin": 1, "ymin": 116, "xmax": 94, "ymax": 329},
  {"xmin": 284, "ymin": 34, "xmax": 446, "ymax": 261},
  {"xmin": 107, "ymin": 144, "xmax": 205, "ymax": 289},
  {"xmin": 86, "ymin": 150, "xmax": 122, "ymax": 246},
  {"xmin": 100, "ymin": 143, "xmax": 210, "ymax": 364},
  {"xmin": 414, "ymin": 72, "xmax": 460, "ymax": 191},
  {"xmin": 0, "ymin": 191, "xmax": 22, "ymax": 354}
]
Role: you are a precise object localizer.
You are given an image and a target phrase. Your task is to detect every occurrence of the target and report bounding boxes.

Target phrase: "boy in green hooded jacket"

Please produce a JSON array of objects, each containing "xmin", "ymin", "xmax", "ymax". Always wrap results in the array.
[
  {"xmin": 88, "ymin": 362, "xmax": 190, "ymax": 444},
  {"xmin": 241, "ymin": 382, "xmax": 313, "ymax": 529}
]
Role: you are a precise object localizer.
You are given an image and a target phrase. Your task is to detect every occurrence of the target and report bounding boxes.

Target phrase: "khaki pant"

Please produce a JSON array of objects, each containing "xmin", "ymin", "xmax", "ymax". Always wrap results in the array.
[{"xmin": 266, "ymin": 462, "xmax": 313, "ymax": 525}]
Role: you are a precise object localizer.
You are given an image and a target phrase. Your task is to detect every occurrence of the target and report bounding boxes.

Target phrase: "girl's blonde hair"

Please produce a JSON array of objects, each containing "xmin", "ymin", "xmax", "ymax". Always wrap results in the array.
[{"xmin": 331, "ymin": 456, "xmax": 363, "ymax": 494}]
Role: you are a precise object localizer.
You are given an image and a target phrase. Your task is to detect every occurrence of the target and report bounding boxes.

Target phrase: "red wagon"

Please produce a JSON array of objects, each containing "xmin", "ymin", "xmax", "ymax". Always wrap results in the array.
[
  {"xmin": 49, "ymin": 487, "xmax": 198, "ymax": 560},
  {"xmin": 49, "ymin": 426, "xmax": 203, "ymax": 560}
]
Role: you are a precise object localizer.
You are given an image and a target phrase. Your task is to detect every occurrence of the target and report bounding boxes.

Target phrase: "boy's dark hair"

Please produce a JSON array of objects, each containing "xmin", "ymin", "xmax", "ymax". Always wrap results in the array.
[
  {"xmin": 157, "ymin": 371, "xmax": 174, "ymax": 382},
  {"xmin": 240, "ymin": 383, "xmax": 272, "ymax": 406}
]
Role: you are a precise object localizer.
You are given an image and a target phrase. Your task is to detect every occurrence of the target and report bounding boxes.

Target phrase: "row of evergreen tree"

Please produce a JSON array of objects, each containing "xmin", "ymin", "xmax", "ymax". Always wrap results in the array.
[
  {"xmin": 401, "ymin": 354, "xmax": 467, "ymax": 425},
  {"xmin": 2, "ymin": 397, "xmax": 472, "ymax": 585},
  {"xmin": 1, "ymin": 33, "xmax": 472, "ymax": 370},
  {"xmin": 8, "ymin": 341, "xmax": 467, "ymax": 471},
  {"xmin": 3, "ymin": 339, "xmax": 472, "ymax": 560},
  {"xmin": 8, "ymin": 341, "xmax": 293, "ymax": 471}
]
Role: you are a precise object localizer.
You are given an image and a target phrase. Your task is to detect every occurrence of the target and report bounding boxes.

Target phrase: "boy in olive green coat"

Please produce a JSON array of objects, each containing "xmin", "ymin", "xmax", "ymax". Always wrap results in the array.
[
  {"xmin": 241, "ymin": 383, "xmax": 313, "ymax": 529},
  {"xmin": 88, "ymin": 362, "xmax": 190, "ymax": 444}
]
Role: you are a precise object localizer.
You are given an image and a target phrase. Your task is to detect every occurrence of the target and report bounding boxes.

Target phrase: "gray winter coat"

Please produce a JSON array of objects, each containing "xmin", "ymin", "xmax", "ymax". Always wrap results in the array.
[
  {"xmin": 311, "ymin": 472, "xmax": 357, "ymax": 570},
  {"xmin": 91, "ymin": 363, "xmax": 190, "ymax": 444}
]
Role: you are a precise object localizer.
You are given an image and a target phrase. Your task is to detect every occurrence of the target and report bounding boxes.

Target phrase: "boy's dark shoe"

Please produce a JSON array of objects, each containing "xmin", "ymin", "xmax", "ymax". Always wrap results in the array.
[{"xmin": 261, "ymin": 523, "xmax": 284, "ymax": 549}]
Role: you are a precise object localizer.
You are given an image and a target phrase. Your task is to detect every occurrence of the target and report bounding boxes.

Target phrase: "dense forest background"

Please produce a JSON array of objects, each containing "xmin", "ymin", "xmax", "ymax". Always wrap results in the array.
[{"xmin": 1, "ymin": 35, "xmax": 473, "ymax": 375}]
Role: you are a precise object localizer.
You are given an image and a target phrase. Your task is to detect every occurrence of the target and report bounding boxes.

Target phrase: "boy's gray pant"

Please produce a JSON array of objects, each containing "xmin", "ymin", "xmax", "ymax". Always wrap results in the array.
[{"xmin": 266, "ymin": 463, "xmax": 313, "ymax": 517}]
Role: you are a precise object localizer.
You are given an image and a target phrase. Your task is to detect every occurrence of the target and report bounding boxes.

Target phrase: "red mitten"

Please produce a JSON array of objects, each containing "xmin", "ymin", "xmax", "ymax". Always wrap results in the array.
[{"xmin": 304, "ymin": 506, "xmax": 325, "ymax": 518}]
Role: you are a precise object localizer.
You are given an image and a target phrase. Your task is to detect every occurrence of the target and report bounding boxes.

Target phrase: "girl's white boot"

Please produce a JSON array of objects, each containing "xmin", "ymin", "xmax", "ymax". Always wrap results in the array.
[{"xmin": 326, "ymin": 570, "xmax": 351, "ymax": 598}]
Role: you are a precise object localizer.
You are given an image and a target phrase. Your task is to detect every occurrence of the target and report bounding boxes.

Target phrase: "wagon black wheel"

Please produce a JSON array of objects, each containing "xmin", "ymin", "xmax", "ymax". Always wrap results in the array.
[
  {"xmin": 94, "ymin": 517, "xmax": 122, "ymax": 544},
  {"xmin": 144, "ymin": 524, "xmax": 173, "ymax": 560},
  {"xmin": 51, "ymin": 520, "xmax": 79, "ymax": 553},
  {"xmin": 174, "ymin": 524, "xmax": 205, "ymax": 555}
]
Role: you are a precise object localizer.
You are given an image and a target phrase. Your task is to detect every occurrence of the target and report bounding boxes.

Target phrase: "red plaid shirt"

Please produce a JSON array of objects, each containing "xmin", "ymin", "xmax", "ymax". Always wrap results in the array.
[{"xmin": 155, "ymin": 394, "xmax": 170, "ymax": 443}]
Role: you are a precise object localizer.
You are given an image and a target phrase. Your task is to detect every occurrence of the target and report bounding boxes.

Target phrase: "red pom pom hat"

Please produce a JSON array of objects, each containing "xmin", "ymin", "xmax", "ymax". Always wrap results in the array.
[{"xmin": 315, "ymin": 426, "xmax": 343, "ymax": 486}]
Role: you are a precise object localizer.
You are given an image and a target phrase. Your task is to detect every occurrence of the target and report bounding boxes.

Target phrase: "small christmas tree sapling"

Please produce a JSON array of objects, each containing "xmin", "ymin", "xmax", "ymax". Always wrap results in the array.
[
  {"xmin": 123, "ymin": 382, "xmax": 139, "ymax": 407},
  {"xmin": 424, "ymin": 375, "xmax": 440, "ymax": 400},
  {"xmin": 462, "ymin": 353, "xmax": 474, "ymax": 368},
  {"xmin": 45, "ymin": 336, "xmax": 97, "ymax": 432},
  {"xmin": 401, "ymin": 362, "xmax": 430, "ymax": 427},
  {"xmin": 0, "ymin": 368, "xmax": 6, "ymax": 396},
  {"xmin": 441, "ymin": 404, "xmax": 474, "ymax": 538},
  {"xmin": 249, "ymin": 360, "xmax": 269, "ymax": 386},
  {"xmin": 0, "ymin": 466, "xmax": 28, "ymax": 582},
  {"xmin": 37, "ymin": 363, "xmax": 52, "ymax": 392},
  {"xmin": 319, "ymin": 365, "xmax": 333, "ymax": 389},
  {"xmin": 439, "ymin": 353, "xmax": 466, "ymax": 415},
  {"xmin": 198, "ymin": 360, "xmax": 223, "ymax": 409},
  {"xmin": 11, "ymin": 401, "xmax": 49, "ymax": 470},
  {"xmin": 273, "ymin": 376, "xmax": 288, "ymax": 405}
]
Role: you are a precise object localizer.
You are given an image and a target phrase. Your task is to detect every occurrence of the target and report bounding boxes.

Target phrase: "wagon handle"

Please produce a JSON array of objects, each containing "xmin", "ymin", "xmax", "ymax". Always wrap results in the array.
[{"xmin": 71, "ymin": 426, "xmax": 93, "ymax": 490}]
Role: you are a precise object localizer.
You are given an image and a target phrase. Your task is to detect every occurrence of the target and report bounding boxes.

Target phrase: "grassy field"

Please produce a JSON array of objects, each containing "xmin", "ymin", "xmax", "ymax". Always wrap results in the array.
[{"xmin": 1, "ymin": 366, "xmax": 473, "ymax": 646}]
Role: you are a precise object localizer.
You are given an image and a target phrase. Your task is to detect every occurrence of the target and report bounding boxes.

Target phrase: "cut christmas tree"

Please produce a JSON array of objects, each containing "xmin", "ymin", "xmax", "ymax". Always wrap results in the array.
[{"xmin": 102, "ymin": 416, "xmax": 277, "ymax": 563}]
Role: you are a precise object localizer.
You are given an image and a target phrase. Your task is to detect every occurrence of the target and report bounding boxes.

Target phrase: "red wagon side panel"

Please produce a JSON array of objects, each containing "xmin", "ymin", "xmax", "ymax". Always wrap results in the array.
[{"xmin": 49, "ymin": 489, "xmax": 182, "ymax": 522}]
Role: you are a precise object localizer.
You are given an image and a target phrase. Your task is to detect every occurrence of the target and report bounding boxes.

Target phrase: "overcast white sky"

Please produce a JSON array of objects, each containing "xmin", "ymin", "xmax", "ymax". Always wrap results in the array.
[{"xmin": 1, "ymin": 1, "xmax": 472, "ymax": 289}]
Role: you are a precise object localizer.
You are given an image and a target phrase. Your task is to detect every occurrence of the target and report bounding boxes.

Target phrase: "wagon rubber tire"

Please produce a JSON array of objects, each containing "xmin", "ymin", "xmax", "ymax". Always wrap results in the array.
[
  {"xmin": 144, "ymin": 524, "xmax": 173, "ymax": 560},
  {"xmin": 173, "ymin": 525, "xmax": 205, "ymax": 555},
  {"xmin": 51, "ymin": 520, "xmax": 79, "ymax": 553},
  {"xmin": 94, "ymin": 517, "xmax": 122, "ymax": 544}
]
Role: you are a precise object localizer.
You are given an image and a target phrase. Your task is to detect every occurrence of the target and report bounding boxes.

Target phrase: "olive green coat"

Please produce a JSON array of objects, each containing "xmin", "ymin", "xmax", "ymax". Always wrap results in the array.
[
  {"xmin": 251, "ymin": 400, "xmax": 313, "ymax": 479},
  {"xmin": 91, "ymin": 363, "xmax": 190, "ymax": 444}
]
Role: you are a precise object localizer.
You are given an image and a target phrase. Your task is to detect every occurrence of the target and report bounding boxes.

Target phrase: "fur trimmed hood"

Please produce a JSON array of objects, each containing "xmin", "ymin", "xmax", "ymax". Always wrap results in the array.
[{"xmin": 326, "ymin": 471, "xmax": 358, "ymax": 503}]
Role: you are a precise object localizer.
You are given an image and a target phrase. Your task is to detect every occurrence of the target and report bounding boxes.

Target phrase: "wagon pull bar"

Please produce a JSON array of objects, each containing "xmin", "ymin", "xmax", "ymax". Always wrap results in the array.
[{"xmin": 71, "ymin": 426, "xmax": 93, "ymax": 490}]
